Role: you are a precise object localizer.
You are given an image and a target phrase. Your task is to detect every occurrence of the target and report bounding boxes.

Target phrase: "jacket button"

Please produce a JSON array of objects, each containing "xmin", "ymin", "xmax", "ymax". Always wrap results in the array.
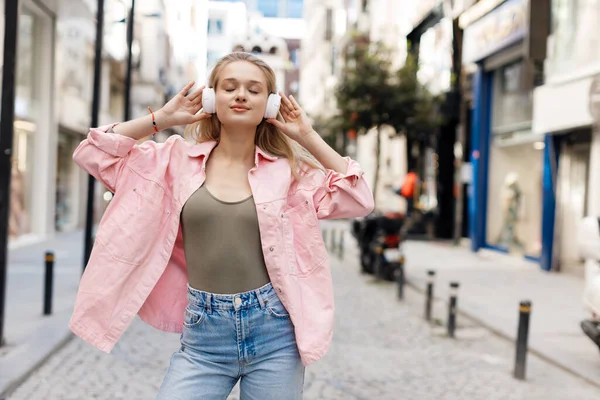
[{"xmin": 269, "ymin": 246, "xmax": 275, "ymax": 251}]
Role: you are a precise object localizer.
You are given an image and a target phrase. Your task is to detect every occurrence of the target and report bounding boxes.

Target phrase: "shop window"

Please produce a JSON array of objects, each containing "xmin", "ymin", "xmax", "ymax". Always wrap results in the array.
[
  {"xmin": 486, "ymin": 140, "xmax": 543, "ymax": 258},
  {"xmin": 491, "ymin": 61, "xmax": 533, "ymax": 132}
]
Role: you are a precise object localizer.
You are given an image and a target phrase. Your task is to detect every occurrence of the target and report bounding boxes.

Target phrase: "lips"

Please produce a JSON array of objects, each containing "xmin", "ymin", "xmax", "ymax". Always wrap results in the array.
[{"xmin": 231, "ymin": 105, "xmax": 249, "ymax": 111}]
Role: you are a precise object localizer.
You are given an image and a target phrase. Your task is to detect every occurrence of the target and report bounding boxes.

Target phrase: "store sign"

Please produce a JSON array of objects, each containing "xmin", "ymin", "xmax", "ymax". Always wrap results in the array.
[{"xmin": 462, "ymin": 0, "xmax": 528, "ymax": 64}]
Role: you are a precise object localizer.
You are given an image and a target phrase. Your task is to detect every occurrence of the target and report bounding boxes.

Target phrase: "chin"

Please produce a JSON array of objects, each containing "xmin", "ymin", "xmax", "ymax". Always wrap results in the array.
[{"xmin": 221, "ymin": 114, "xmax": 263, "ymax": 127}]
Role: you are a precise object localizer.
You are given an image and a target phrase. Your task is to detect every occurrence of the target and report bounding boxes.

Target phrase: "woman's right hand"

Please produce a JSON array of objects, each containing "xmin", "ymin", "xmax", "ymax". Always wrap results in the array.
[{"xmin": 158, "ymin": 82, "xmax": 212, "ymax": 128}]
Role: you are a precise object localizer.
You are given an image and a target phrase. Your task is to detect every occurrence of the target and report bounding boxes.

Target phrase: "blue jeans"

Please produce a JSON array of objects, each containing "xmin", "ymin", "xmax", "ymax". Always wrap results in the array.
[{"xmin": 157, "ymin": 282, "xmax": 305, "ymax": 399}]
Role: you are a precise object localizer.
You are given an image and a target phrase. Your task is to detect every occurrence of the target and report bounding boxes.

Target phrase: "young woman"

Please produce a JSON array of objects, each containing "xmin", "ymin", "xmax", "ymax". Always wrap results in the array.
[{"xmin": 70, "ymin": 52, "xmax": 374, "ymax": 399}]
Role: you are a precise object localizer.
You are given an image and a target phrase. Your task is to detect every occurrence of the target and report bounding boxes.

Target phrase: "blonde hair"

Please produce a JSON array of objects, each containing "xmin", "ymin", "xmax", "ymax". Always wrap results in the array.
[{"xmin": 184, "ymin": 52, "xmax": 322, "ymax": 179}]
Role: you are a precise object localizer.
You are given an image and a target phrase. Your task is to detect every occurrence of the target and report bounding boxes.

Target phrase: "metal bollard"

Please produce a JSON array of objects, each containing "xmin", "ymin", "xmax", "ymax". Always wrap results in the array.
[
  {"xmin": 396, "ymin": 263, "xmax": 405, "ymax": 300},
  {"xmin": 514, "ymin": 300, "xmax": 532, "ymax": 380},
  {"xmin": 425, "ymin": 270, "xmax": 436, "ymax": 321},
  {"xmin": 323, "ymin": 229, "xmax": 327, "ymax": 246},
  {"xmin": 447, "ymin": 282, "xmax": 459, "ymax": 338},
  {"xmin": 338, "ymin": 230, "xmax": 344, "ymax": 259},
  {"xmin": 44, "ymin": 251, "xmax": 55, "ymax": 316}
]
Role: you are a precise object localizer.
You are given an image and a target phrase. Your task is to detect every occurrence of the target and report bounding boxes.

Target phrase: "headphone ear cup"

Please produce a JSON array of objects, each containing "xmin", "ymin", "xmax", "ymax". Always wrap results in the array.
[
  {"xmin": 264, "ymin": 93, "xmax": 281, "ymax": 119},
  {"xmin": 202, "ymin": 88, "xmax": 216, "ymax": 114}
]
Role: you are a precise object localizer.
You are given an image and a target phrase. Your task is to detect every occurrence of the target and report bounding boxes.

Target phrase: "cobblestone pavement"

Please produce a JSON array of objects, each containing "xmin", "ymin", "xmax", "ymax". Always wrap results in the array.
[{"xmin": 8, "ymin": 228, "xmax": 600, "ymax": 399}]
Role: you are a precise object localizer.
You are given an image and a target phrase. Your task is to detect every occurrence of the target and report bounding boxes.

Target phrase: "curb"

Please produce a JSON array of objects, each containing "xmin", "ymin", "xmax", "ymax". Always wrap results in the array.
[
  {"xmin": 0, "ymin": 330, "xmax": 74, "ymax": 398},
  {"xmin": 404, "ymin": 277, "xmax": 600, "ymax": 389}
]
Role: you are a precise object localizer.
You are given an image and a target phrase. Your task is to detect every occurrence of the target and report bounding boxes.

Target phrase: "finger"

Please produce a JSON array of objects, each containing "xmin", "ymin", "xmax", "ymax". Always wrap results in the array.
[
  {"xmin": 289, "ymin": 95, "xmax": 302, "ymax": 110},
  {"xmin": 191, "ymin": 94, "xmax": 204, "ymax": 106},
  {"xmin": 266, "ymin": 118, "xmax": 284, "ymax": 129},
  {"xmin": 180, "ymin": 81, "xmax": 195, "ymax": 96},
  {"xmin": 187, "ymin": 85, "xmax": 206, "ymax": 102},
  {"xmin": 278, "ymin": 92, "xmax": 294, "ymax": 110},
  {"xmin": 194, "ymin": 112, "xmax": 212, "ymax": 122}
]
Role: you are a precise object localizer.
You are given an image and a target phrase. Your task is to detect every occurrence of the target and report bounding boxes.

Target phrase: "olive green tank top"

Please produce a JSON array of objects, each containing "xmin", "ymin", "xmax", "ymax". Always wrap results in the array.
[{"xmin": 181, "ymin": 185, "xmax": 270, "ymax": 294}]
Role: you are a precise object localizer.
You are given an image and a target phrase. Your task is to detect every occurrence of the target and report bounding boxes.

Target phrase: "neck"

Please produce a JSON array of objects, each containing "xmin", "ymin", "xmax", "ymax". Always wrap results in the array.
[{"xmin": 214, "ymin": 123, "xmax": 257, "ymax": 166}]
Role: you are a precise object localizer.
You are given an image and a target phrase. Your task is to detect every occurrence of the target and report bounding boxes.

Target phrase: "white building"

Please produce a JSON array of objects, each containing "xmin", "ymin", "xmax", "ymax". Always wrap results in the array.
[
  {"xmin": 532, "ymin": 1, "xmax": 600, "ymax": 273},
  {"xmin": 299, "ymin": 0, "xmax": 346, "ymax": 118},
  {"xmin": 299, "ymin": 0, "xmax": 413, "ymax": 211},
  {"xmin": 199, "ymin": 1, "xmax": 297, "ymax": 94},
  {"xmin": 8, "ymin": 0, "xmax": 200, "ymax": 246}
]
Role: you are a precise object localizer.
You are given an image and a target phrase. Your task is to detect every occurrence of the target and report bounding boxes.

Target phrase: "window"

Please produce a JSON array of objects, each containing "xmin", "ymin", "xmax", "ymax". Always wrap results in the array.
[
  {"xmin": 287, "ymin": 0, "xmax": 303, "ymax": 18},
  {"xmin": 257, "ymin": 0, "xmax": 279, "ymax": 17},
  {"xmin": 548, "ymin": 0, "xmax": 600, "ymax": 77},
  {"xmin": 207, "ymin": 18, "xmax": 224, "ymax": 36}
]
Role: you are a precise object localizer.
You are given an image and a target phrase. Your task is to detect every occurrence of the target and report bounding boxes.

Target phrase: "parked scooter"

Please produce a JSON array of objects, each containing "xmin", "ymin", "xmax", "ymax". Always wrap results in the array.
[
  {"xmin": 352, "ymin": 211, "xmax": 405, "ymax": 281},
  {"xmin": 577, "ymin": 216, "xmax": 600, "ymax": 352}
]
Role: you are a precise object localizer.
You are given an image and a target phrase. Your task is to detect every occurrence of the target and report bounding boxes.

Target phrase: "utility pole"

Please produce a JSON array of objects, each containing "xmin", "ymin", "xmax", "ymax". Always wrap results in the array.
[
  {"xmin": 83, "ymin": 0, "xmax": 106, "ymax": 270},
  {"xmin": 124, "ymin": 0, "xmax": 135, "ymax": 121},
  {"xmin": 0, "ymin": 0, "xmax": 21, "ymax": 346}
]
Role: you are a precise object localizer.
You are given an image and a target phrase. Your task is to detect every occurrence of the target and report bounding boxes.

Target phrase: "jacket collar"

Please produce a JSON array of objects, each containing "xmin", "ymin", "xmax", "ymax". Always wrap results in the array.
[{"xmin": 186, "ymin": 140, "xmax": 278, "ymax": 167}]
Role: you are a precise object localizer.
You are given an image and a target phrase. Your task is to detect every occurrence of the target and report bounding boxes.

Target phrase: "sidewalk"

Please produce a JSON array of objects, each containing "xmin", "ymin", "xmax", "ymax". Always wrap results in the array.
[
  {"xmin": 0, "ymin": 231, "xmax": 83, "ymax": 397},
  {"xmin": 403, "ymin": 240, "xmax": 600, "ymax": 387}
]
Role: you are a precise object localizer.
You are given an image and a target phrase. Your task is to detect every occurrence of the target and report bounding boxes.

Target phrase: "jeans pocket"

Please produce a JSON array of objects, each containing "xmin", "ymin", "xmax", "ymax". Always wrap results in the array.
[
  {"xmin": 183, "ymin": 305, "xmax": 206, "ymax": 328},
  {"xmin": 265, "ymin": 295, "xmax": 290, "ymax": 319}
]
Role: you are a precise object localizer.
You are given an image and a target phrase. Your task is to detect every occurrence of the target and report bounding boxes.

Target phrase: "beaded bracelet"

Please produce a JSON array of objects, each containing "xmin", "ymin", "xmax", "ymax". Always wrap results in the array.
[{"xmin": 148, "ymin": 106, "xmax": 159, "ymax": 136}]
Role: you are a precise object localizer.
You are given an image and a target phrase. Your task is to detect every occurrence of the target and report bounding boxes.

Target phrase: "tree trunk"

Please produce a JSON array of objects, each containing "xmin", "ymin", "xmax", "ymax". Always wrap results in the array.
[{"xmin": 372, "ymin": 125, "xmax": 382, "ymax": 207}]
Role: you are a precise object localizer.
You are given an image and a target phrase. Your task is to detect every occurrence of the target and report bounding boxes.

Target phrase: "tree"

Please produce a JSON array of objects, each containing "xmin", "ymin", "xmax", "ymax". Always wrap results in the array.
[
  {"xmin": 335, "ymin": 33, "xmax": 398, "ymax": 204},
  {"xmin": 335, "ymin": 33, "xmax": 443, "ymax": 205}
]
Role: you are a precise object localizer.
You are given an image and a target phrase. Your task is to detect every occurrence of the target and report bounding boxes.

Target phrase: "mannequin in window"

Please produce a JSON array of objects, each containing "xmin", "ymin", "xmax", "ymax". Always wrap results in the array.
[{"xmin": 497, "ymin": 172, "xmax": 525, "ymax": 252}]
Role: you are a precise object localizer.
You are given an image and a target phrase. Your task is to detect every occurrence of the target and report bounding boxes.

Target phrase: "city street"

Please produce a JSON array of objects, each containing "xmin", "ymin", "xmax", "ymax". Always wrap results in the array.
[{"xmin": 6, "ymin": 225, "xmax": 600, "ymax": 400}]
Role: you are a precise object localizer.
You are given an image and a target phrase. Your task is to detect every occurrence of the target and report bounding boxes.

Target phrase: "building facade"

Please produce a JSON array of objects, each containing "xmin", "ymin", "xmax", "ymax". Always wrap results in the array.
[
  {"xmin": 7, "ymin": 0, "xmax": 199, "ymax": 246},
  {"xmin": 532, "ymin": 0, "xmax": 600, "ymax": 274},
  {"xmin": 460, "ymin": 0, "xmax": 550, "ymax": 265}
]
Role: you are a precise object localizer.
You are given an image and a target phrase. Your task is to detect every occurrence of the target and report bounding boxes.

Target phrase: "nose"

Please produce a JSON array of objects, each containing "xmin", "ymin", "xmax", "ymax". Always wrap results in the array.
[{"xmin": 235, "ymin": 87, "xmax": 247, "ymax": 102}]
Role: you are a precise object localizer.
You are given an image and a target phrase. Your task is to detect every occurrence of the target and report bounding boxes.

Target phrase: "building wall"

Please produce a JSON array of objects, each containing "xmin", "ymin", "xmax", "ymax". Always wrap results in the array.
[
  {"xmin": 7, "ymin": 0, "xmax": 201, "ymax": 246},
  {"xmin": 532, "ymin": 0, "xmax": 600, "ymax": 272}
]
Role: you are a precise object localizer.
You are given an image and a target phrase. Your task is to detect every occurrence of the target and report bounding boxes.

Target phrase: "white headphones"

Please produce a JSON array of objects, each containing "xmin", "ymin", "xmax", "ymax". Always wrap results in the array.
[{"xmin": 202, "ymin": 87, "xmax": 281, "ymax": 119}]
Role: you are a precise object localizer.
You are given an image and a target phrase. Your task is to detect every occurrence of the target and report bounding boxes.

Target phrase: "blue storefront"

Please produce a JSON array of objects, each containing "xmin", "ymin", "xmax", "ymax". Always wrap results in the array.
[{"xmin": 460, "ymin": 0, "xmax": 551, "ymax": 268}]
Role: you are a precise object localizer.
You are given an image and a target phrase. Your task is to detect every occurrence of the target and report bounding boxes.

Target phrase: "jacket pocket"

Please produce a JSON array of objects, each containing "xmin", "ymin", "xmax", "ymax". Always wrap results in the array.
[
  {"xmin": 282, "ymin": 200, "xmax": 327, "ymax": 277},
  {"xmin": 96, "ymin": 181, "xmax": 169, "ymax": 265}
]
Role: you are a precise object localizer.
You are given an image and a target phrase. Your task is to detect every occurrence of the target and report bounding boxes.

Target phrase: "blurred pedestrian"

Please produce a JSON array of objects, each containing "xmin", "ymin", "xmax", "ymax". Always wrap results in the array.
[
  {"xmin": 392, "ymin": 168, "xmax": 421, "ymax": 239},
  {"xmin": 69, "ymin": 52, "xmax": 374, "ymax": 399}
]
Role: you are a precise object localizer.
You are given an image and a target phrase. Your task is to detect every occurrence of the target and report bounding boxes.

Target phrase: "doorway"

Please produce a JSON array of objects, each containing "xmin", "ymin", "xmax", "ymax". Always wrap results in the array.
[{"xmin": 555, "ymin": 130, "xmax": 591, "ymax": 274}]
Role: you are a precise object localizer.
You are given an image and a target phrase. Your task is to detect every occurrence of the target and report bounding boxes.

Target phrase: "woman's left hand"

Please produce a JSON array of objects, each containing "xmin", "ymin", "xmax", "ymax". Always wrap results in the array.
[{"xmin": 266, "ymin": 93, "xmax": 316, "ymax": 145}]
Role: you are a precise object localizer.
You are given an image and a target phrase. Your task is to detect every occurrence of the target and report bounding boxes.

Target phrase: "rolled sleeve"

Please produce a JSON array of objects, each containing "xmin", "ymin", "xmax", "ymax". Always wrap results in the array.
[
  {"xmin": 87, "ymin": 124, "xmax": 137, "ymax": 158},
  {"xmin": 312, "ymin": 157, "xmax": 374, "ymax": 220},
  {"xmin": 323, "ymin": 157, "xmax": 365, "ymax": 192},
  {"xmin": 72, "ymin": 123, "xmax": 137, "ymax": 193}
]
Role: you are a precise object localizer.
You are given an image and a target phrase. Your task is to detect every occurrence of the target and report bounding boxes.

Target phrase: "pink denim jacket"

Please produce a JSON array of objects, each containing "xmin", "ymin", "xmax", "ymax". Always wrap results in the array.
[{"xmin": 69, "ymin": 125, "xmax": 374, "ymax": 366}]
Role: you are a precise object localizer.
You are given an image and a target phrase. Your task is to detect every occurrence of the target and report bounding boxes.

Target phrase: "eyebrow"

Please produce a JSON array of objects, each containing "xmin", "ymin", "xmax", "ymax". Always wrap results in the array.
[{"xmin": 221, "ymin": 78, "xmax": 264, "ymax": 86}]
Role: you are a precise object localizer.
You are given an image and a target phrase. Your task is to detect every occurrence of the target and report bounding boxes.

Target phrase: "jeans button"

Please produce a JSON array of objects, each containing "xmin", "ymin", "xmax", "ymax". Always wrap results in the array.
[{"xmin": 235, "ymin": 297, "xmax": 242, "ymax": 306}]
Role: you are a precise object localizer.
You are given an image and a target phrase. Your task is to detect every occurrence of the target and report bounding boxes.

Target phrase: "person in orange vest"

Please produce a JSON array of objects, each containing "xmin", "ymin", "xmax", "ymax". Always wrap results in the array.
[{"xmin": 395, "ymin": 168, "xmax": 419, "ymax": 216}]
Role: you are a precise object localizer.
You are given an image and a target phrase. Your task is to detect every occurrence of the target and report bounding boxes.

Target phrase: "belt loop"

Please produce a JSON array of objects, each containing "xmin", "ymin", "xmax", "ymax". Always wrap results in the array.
[
  {"xmin": 255, "ymin": 289, "xmax": 266, "ymax": 310},
  {"xmin": 206, "ymin": 293, "xmax": 212, "ymax": 314}
]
